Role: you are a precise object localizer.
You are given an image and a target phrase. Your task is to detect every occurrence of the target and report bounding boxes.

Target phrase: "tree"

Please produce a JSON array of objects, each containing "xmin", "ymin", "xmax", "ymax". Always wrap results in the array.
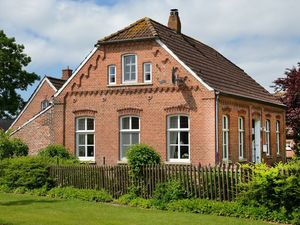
[
  {"xmin": 0, "ymin": 30, "xmax": 39, "ymax": 119},
  {"xmin": 273, "ymin": 63, "xmax": 300, "ymax": 157}
]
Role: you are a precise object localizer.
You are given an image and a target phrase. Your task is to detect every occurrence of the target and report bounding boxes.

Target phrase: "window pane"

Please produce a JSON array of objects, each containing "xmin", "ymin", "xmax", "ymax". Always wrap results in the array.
[
  {"xmin": 169, "ymin": 146, "xmax": 178, "ymax": 159},
  {"xmin": 78, "ymin": 134, "xmax": 85, "ymax": 145},
  {"xmin": 131, "ymin": 117, "xmax": 139, "ymax": 129},
  {"xmin": 131, "ymin": 65, "xmax": 136, "ymax": 72},
  {"xmin": 121, "ymin": 133, "xmax": 130, "ymax": 145},
  {"xmin": 180, "ymin": 132, "xmax": 189, "ymax": 144},
  {"xmin": 87, "ymin": 146, "xmax": 94, "ymax": 157},
  {"xmin": 131, "ymin": 133, "xmax": 139, "ymax": 144},
  {"xmin": 122, "ymin": 117, "xmax": 130, "ymax": 129},
  {"xmin": 124, "ymin": 72, "xmax": 130, "ymax": 81},
  {"xmin": 144, "ymin": 63, "xmax": 150, "ymax": 72},
  {"xmin": 129, "ymin": 55, "xmax": 135, "ymax": 63},
  {"xmin": 121, "ymin": 145, "xmax": 129, "ymax": 159},
  {"xmin": 169, "ymin": 116, "xmax": 178, "ymax": 128},
  {"xmin": 125, "ymin": 56, "xmax": 131, "ymax": 64},
  {"xmin": 145, "ymin": 74, "xmax": 151, "ymax": 81},
  {"xmin": 180, "ymin": 116, "xmax": 189, "ymax": 128},
  {"xmin": 110, "ymin": 75, "xmax": 115, "ymax": 83},
  {"xmin": 87, "ymin": 118, "xmax": 94, "ymax": 130},
  {"xmin": 87, "ymin": 134, "xmax": 94, "ymax": 145},
  {"xmin": 170, "ymin": 132, "xmax": 178, "ymax": 144},
  {"xmin": 180, "ymin": 146, "xmax": 189, "ymax": 159},
  {"xmin": 109, "ymin": 66, "xmax": 115, "ymax": 75},
  {"xmin": 77, "ymin": 118, "xmax": 85, "ymax": 130},
  {"xmin": 78, "ymin": 146, "xmax": 85, "ymax": 157}
]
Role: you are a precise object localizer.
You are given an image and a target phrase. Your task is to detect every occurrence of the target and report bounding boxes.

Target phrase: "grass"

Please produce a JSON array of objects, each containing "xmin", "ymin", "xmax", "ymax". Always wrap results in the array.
[{"xmin": 0, "ymin": 193, "xmax": 270, "ymax": 225}]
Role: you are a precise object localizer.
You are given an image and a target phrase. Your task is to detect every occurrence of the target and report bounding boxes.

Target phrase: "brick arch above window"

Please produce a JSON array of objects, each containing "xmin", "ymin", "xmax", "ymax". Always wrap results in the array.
[
  {"xmin": 164, "ymin": 104, "xmax": 190, "ymax": 114},
  {"xmin": 222, "ymin": 106, "xmax": 231, "ymax": 114},
  {"xmin": 238, "ymin": 109, "xmax": 247, "ymax": 115},
  {"xmin": 265, "ymin": 113, "xmax": 272, "ymax": 118},
  {"xmin": 252, "ymin": 111, "xmax": 261, "ymax": 119},
  {"xmin": 72, "ymin": 109, "xmax": 97, "ymax": 117},
  {"xmin": 276, "ymin": 115, "xmax": 281, "ymax": 120},
  {"xmin": 117, "ymin": 107, "xmax": 143, "ymax": 116}
]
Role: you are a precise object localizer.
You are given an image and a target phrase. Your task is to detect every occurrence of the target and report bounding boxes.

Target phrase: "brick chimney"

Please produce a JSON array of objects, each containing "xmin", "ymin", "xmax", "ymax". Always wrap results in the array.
[
  {"xmin": 168, "ymin": 9, "xmax": 181, "ymax": 33},
  {"xmin": 61, "ymin": 67, "xmax": 73, "ymax": 80}
]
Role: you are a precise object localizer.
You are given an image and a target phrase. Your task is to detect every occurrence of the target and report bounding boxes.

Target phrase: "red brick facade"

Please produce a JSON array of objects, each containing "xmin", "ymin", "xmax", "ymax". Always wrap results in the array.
[{"xmin": 10, "ymin": 15, "xmax": 286, "ymax": 165}]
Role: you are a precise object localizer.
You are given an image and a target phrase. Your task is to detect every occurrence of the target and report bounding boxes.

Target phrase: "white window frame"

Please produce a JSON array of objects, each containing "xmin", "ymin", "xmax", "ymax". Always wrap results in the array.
[
  {"xmin": 143, "ymin": 62, "xmax": 152, "ymax": 83},
  {"xmin": 41, "ymin": 100, "xmax": 49, "ymax": 110},
  {"xmin": 108, "ymin": 65, "xmax": 116, "ymax": 85},
  {"xmin": 120, "ymin": 116, "xmax": 140, "ymax": 160},
  {"xmin": 222, "ymin": 115, "xmax": 229, "ymax": 160},
  {"xmin": 265, "ymin": 119, "xmax": 271, "ymax": 156},
  {"xmin": 76, "ymin": 117, "xmax": 95, "ymax": 161},
  {"xmin": 167, "ymin": 115, "xmax": 190, "ymax": 163},
  {"xmin": 122, "ymin": 54, "xmax": 137, "ymax": 84},
  {"xmin": 238, "ymin": 117, "xmax": 244, "ymax": 160},
  {"xmin": 276, "ymin": 121, "xmax": 280, "ymax": 155}
]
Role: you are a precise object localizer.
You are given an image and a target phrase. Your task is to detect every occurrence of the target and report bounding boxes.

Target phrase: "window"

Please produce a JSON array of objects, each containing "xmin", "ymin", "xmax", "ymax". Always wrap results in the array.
[
  {"xmin": 143, "ymin": 63, "xmax": 152, "ymax": 83},
  {"xmin": 167, "ymin": 115, "xmax": 190, "ymax": 162},
  {"xmin": 41, "ymin": 100, "xmax": 49, "ymax": 110},
  {"xmin": 265, "ymin": 119, "xmax": 271, "ymax": 156},
  {"xmin": 120, "ymin": 116, "xmax": 140, "ymax": 160},
  {"xmin": 122, "ymin": 54, "xmax": 137, "ymax": 83},
  {"xmin": 76, "ymin": 117, "xmax": 95, "ymax": 161},
  {"xmin": 238, "ymin": 117, "xmax": 244, "ymax": 159},
  {"xmin": 108, "ymin": 65, "xmax": 116, "ymax": 84},
  {"xmin": 222, "ymin": 115, "xmax": 229, "ymax": 160},
  {"xmin": 276, "ymin": 121, "xmax": 280, "ymax": 155}
]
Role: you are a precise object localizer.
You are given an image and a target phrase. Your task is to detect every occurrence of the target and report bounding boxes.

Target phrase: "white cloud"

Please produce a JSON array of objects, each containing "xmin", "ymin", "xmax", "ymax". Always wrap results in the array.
[{"xmin": 0, "ymin": 0, "xmax": 299, "ymax": 100}]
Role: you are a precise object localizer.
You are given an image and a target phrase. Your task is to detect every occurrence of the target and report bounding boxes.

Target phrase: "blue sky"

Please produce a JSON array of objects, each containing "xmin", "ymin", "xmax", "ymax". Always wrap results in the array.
[{"xmin": 0, "ymin": 0, "xmax": 299, "ymax": 101}]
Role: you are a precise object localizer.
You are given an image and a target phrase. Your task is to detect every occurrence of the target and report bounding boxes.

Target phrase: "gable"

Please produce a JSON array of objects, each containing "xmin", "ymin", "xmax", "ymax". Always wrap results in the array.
[{"xmin": 10, "ymin": 77, "xmax": 57, "ymax": 130}]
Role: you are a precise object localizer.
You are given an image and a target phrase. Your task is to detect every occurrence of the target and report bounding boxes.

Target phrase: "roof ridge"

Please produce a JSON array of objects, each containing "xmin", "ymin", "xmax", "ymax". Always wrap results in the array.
[
  {"xmin": 46, "ymin": 76, "xmax": 64, "ymax": 81},
  {"xmin": 98, "ymin": 17, "xmax": 153, "ymax": 43}
]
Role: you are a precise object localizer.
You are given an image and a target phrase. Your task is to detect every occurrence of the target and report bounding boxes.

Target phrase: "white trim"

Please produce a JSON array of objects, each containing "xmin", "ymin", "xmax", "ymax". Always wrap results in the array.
[
  {"xmin": 108, "ymin": 65, "xmax": 116, "ymax": 85},
  {"xmin": 156, "ymin": 39, "xmax": 213, "ymax": 91},
  {"xmin": 143, "ymin": 62, "xmax": 152, "ymax": 83},
  {"xmin": 10, "ymin": 105, "xmax": 53, "ymax": 135},
  {"xmin": 122, "ymin": 54, "xmax": 138, "ymax": 84},
  {"xmin": 238, "ymin": 117, "xmax": 244, "ymax": 160},
  {"xmin": 54, "ymin": 47, "xmax": 98, "ymax": 97},
  {"xmin": 222, "ymin": 115, "xmax": 229, "ymax": 160},
  {"xmin": 9, "ymin": 77, "xmax": 57, "ymax": 130}
]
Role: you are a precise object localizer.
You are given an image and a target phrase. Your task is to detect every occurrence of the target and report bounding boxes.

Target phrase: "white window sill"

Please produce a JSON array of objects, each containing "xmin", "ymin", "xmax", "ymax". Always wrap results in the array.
[
  {"xmin": 107, "ymin": 83, "xmax": 152, "ymax": 88},
  {"xmin": 78, "ymin": 157, "xmax": 95, "ymax": 163},
  {"xmin": 238, "ymin": 158, "xmax": 247, "ymax": 163},
  {"xmin": 165, "ymin": 160, "xmax": 191, "ymax": 165},
  {"xmin": 117, "ymin": 160, "xmax": 128, "ymax": 164},
  {"xmin": 222, "ymin": 159, "xmax": 232, "ymax": 164}
]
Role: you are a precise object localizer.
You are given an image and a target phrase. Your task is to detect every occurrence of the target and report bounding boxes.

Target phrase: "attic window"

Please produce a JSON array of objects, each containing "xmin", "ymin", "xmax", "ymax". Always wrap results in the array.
[
  {"xmin": 122, "ymin": 54, "xmax": 137, "ymax": 83},
  {"xmin": 41, "ymin": 100, "xmax": 49, "ymax": 110}
]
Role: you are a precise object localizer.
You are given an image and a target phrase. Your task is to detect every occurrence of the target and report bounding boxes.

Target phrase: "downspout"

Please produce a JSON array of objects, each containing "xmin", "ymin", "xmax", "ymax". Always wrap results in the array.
[{"xmin": 215, "ymin": 91, "xmax": 220, "ymax": 164}]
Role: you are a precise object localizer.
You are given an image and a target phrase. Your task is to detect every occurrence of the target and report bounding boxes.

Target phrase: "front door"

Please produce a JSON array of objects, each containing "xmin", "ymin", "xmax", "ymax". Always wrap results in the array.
[{"xmin": 252, "ymin": 119, "xmax": 261, "ymax": 163}]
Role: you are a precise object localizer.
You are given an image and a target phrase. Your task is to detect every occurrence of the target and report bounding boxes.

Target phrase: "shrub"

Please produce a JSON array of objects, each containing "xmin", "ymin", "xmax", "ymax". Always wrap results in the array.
[
  {"xmin": 153, "ymin": 179, "xmax": 188, "ymax": 208},
  {"xmin": 0, "ymin": 130, "xmax": 28, "ymax": 159},
  {"xmin": 127, "ymin": 144, "xmax": 161, "ymax": 178},
  {"xmin": 238, "ymin": 161, "xmax": 300, "ymax": 213},
  {"xmin": 47, "ymin": 187, "xmax": 113, "ymax": 202},
  {"xmin": 38, "ymin": 144, "xmax": 72, "ymax": 159},
  {"xmin": 0, "ymin": 157, "xmax": 52, "ymax": 190}
]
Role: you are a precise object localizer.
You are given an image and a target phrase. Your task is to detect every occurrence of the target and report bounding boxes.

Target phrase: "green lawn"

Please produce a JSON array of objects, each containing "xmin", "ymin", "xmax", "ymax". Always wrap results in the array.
[{"xmin": 0, "ymin": 193, "xmax": 269, "ymax": 225}]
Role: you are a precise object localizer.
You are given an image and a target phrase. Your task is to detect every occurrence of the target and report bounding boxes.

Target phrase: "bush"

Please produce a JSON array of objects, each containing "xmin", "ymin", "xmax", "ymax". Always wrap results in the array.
[
  {"xmin": 0, "ymin": 130, "xmax": 28, "ymax": 159},
  {"xmin": 38, "ymin": 144, "xmax": 72, "ymax": 159},
  {"xmin": 127, "ymin": 144, "xmax": 161, "ymax": 178},
  {"xmin": 238, "ymin": 161, "xmax": 300, "ymax": 213},
  {"xmin": 48, "ymin": 187, "xmax": 113, "ymax": 202},
  {"xmin": 153, "ymin": 180, "xmax": 188, "ymax": 208},
  {"xmin": 0, "ymin": 157, "xmax": 52, "ymax": 190}
]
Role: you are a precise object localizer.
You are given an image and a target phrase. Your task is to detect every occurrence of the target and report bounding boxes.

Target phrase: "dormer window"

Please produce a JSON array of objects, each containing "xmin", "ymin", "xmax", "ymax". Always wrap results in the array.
[
  {"xmin": 108, "ymin": 65, "xmax": 116, "ymax": 85},
  {"xmin": 143, "ymin": 63, "xmax": 152, "ymax": 83},
  {"xmin": 41, "ymin": 100, "xmax": 49, "ymax": 110},
  {"xmin": 122, "ymin": 54, "xmax": 137, "ymax": 83}
]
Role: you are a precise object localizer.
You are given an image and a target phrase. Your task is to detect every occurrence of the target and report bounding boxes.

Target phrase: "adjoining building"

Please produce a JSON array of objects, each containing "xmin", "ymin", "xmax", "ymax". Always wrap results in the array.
[{"xmin": 10, "ymin": 10, "xmax": 286, "ymax": 165}]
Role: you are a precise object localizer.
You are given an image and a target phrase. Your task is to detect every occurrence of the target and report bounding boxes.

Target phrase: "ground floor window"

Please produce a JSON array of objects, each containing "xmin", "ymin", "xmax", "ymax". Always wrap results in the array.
[
  {"xmin": 222, "ymin": 115, "xmax": 229, "ymax": 160},
  {"xmin": 167, "ymin": 115, "xmax": 190, "ymax": 162},
  {"xmin": 276, "ymin": 121, "xmax": 280, "ymax": 155},
  {"xmin": 120, "ymin": 116, "xmax": 140, "ymax": 160},
  {"xmin": 238, "ymin": 117, "xmax": 244, "ymax": 159},
  {"xmin": 76, "ymin": 117, "xmax": 95, "ymax": 161}
]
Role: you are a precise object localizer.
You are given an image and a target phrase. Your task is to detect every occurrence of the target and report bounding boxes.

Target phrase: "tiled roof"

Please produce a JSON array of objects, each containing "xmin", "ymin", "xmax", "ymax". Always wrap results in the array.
[
  {"xmin": 97, "ymin": 18, "xmax": 283, "ymax": 106},
  {"xmin": 46, "ymin": 76, "xmax": 66, "ymax": 90}
]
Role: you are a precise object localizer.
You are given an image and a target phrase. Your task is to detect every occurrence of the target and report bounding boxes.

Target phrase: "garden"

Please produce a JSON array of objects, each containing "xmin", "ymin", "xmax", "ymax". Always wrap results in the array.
[{"xmin": 0, "ymin": 131, "xmax": 299, "ymax": 225}]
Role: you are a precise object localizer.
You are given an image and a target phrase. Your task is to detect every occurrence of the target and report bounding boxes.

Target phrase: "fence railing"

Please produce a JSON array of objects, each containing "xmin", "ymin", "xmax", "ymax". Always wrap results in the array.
[{"xmin": 49, "ymin": 163, "xmax": 254, "ymax": 200}]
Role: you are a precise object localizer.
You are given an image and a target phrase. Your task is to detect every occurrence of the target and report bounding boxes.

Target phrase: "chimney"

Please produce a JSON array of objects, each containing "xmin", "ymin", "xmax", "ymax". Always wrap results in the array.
[
  {"xmin": 61, "ymin": 67, "xmax": 72, "ymax": 80},
  {"xmin": 168, "ymin": 9, "xmax": 181, "ymax": 33}
]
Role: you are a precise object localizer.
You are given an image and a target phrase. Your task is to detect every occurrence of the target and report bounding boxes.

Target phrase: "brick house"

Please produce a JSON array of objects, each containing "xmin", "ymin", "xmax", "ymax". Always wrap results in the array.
[{"xmin": 10, "ymin": 9, "xmax": 286, "ymax": 165}]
